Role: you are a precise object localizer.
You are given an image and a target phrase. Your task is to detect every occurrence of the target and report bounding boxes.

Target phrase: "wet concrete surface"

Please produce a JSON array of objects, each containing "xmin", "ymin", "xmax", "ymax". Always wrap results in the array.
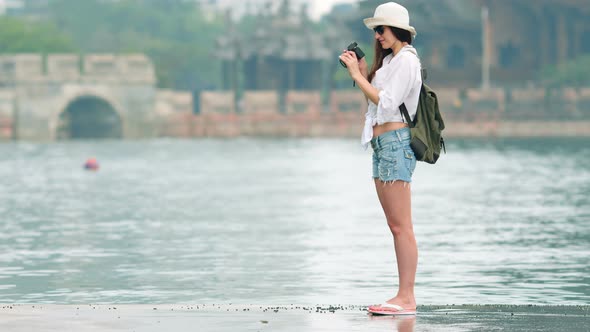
[{"xmin": 0, "ymin": 304, "xmax": 588, "ymax": 332}]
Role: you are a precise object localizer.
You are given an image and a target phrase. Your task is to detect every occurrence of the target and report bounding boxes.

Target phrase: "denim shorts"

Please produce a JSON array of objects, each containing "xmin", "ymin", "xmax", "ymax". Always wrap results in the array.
[{"xmin": 371, "ymin": 127, "xmax": 417, "ymax": 183}]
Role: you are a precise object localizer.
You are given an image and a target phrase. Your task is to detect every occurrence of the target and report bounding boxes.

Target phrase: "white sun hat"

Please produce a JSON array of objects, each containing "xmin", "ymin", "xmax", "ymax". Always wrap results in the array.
[{"xmin": 363, "ymin": 2, "xmax": 417, "ymax": 38}]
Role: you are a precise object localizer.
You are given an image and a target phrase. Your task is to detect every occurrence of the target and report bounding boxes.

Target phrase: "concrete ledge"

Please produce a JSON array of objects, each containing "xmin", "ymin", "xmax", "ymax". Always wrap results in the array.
[
  {"xmin": 0, "ymin": 304, "xmax": 588, "ymax": 332},
  {"xmin": 446, "ymin": 121, "xmax": 590, "ymax": 137},
  {"xmin": 156, "ymin": 115, "xmax": 590, "ymax": 139}
]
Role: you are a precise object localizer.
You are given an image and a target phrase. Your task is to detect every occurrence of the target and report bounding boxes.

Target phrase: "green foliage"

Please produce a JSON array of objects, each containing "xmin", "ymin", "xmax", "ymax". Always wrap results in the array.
[
  {"xmin": 540, "ymin": 55, "xmax": 590, "ymax": 87},
  {"xmin": 0, "ymin": 17, "xmax": 75, "ymax": 53},
  {"xmin": 1, "ymin": 0, "xmax": 353, "ymax": 91},
  {"xmin": 47, "ymin": 0, "xmax": 225, "ymax": 90}
]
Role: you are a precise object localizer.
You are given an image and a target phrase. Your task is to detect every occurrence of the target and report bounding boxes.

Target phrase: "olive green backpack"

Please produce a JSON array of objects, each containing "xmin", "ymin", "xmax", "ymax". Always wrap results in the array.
[{"xmin": 399, "ymin": 71, "xmax": 446, "ymax": 164}]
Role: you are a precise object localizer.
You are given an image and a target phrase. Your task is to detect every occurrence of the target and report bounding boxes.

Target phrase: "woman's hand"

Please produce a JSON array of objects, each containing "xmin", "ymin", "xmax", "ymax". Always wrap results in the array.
[
  {"xmin": 339, "ymin": 51, "xmax": 379, "ymax": 105},
  {"xmin": 339, "ymin": 50, "xmax": 379, "ymax": 104},
  {"xmin": 339, "ymin": 50, "xmax": 362, "ymax": 80}
]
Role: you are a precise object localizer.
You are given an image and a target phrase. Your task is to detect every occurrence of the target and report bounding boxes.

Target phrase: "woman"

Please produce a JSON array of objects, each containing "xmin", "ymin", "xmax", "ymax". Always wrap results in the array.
[{"xmin": 339, "ymin": 2, "xmax": 421, "ymax": 316}]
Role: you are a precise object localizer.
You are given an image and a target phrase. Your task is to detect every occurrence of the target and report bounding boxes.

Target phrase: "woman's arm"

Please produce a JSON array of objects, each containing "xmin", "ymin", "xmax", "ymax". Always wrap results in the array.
[
  {"xmin": 340, "ymin": 51, "xmax": 380, "ymax": 105},
  {"xmin": 352, "ymin": 72, "xmax": 379, "ymax": 105},
  {"xmin": 359, "ymin": 57, "xmax": 369, "ymax": 80}
]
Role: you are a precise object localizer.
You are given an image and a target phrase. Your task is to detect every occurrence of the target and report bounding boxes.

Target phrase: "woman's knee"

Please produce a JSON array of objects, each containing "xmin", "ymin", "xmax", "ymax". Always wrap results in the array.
[{"xmin": 386, "ymin": 218, "xmax": 414, "ymax": 237}]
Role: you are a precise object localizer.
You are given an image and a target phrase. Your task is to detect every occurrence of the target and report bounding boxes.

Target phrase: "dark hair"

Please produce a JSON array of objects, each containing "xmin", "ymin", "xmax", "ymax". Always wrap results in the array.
[
  {"xmin": 368, "ymin": 26, "xmax": 413, "ymax": 83},
  {"xmin": 391, "ymin": 26, "xmax": 413, "ymax": 44}
]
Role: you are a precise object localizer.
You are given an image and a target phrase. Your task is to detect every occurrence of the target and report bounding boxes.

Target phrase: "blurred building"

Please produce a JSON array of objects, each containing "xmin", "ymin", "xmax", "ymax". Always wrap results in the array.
[
  {"xmin": 357, "ymin": 0, "xmax": 590, "ymax": 88},
  {"xmin": 215, "ymin": 0, "xmax": 352, "ymax": 115},
  {"xmin": 197, "ymin": 0, "xmax": 309, "ymax": 20}
]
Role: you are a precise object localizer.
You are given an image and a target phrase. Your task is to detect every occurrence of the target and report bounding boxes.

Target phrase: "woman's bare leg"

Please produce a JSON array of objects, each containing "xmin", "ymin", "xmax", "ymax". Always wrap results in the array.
[{"xmin": 374, "ymin": 179, "xmax": 417, "ymax": 309}]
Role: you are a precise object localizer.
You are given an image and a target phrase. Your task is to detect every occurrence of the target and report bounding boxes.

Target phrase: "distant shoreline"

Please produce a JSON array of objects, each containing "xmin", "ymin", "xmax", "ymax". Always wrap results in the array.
[
  {"xmin": 157, "ymin": 113, "xmax": 590, "ymax": 139},
  {"xmin": 2, "ymin": 117, "xmax": 589, "ymax": 141}
]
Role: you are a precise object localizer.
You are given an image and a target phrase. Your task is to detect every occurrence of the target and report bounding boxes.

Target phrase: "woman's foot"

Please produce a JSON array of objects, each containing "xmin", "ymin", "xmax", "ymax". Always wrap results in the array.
[
  {"xmin": 367, "ymin": 295, "xmax": 416, "ymax": 315},
  {"xmin": 385, "ymin": 296, "xmax": 416, "ymax": 310}
]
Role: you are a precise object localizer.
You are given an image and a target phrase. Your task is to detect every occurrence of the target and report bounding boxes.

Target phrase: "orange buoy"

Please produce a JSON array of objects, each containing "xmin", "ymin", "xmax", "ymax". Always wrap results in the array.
[{"xmin": 84, "ymin": 158, "xmax": 99, "ymax": 171}]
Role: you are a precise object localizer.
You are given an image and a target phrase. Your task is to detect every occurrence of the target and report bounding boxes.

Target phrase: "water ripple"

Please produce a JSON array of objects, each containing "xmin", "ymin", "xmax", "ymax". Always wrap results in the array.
[{"xmin": 0, "ymin": 138, "xmax": 588, "ymax": 305}]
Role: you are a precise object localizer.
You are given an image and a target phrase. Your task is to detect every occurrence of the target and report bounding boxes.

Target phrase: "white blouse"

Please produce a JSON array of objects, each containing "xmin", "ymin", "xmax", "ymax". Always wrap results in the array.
[{"xmin": 361, "ymin": 45, "xmax": 422, "ymax": 149}]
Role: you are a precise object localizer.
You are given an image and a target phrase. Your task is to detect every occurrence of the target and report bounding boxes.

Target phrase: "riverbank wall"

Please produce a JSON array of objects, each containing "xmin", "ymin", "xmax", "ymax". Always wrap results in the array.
[{"xmin": 155, "ymin": 87, "xmax": 590, "ymax": 138}]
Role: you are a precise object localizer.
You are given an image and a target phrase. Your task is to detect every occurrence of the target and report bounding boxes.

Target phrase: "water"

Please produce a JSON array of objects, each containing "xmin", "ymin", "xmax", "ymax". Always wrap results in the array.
[{"xmin": 0, "ymin": 138, "xmax": 588, "ymax": 305}]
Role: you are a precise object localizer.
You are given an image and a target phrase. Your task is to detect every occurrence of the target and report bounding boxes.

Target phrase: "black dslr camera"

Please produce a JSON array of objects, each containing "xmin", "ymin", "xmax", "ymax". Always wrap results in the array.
[{"xmin": 340, "ymin": 42, "xmax": 365, "ymax": 68}]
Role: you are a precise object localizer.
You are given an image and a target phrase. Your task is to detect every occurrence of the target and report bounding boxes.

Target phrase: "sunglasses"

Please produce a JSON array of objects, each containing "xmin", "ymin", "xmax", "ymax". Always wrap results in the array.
[{"xmin": 373, "ymin": 26, "xmax": 385, "ymax": 35}]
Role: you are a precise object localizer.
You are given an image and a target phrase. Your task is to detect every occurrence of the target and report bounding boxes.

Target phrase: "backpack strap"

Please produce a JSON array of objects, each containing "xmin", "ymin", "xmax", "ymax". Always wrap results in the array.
[
  {"xmin": 399, "ymin": 103, "xmax": 415, "ymax": 128},
  {"xmin": 400, "ymin": 84, "xmax": 426, "ymax": 128},
  {"xmin": 400, "ymin": 69, "xmax": 426, "ymax": 127}
]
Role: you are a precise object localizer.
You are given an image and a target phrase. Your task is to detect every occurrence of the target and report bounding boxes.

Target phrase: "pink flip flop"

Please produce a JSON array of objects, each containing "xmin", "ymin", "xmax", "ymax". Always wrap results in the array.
[{"xmin": 367, "ymin": 303, "xmax": 417, "ymax": 316}]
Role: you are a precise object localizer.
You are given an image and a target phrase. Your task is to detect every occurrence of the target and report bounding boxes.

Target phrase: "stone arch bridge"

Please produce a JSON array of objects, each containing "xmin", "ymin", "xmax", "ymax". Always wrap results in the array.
[{"xmin": 0, "ymin": 54, "xmax": 191, "ymax": 140}]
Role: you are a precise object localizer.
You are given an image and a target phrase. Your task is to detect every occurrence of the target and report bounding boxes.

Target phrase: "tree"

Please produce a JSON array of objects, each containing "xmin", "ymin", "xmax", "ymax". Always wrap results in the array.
[
  {"xmin": 541, "ymin": 55, "xmax": 590, "ymax": 87},
  {"xmin": 46, "ymin": 0, "xmax": 225, "ymax": 90},
  {"xmin": 0, "ymin": 17, "xmax": 75, "ymax": 53}
]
